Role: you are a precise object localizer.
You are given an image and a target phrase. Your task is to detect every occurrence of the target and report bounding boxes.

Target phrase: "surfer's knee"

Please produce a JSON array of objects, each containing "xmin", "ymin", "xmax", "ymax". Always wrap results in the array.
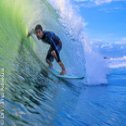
[
  {"xmin": 51, "ymin": 51, "xmax": 55, "ymax": 56},
  {"xmin": 51, "ymin": 51, "xmax": 57, "ymax": 58}
]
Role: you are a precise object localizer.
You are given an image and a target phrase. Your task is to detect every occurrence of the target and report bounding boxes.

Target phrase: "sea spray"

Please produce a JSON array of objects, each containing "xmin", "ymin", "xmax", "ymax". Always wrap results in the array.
[{"xmin": 48, "ymin": 0, "xmax": 108, "ymax": 85}]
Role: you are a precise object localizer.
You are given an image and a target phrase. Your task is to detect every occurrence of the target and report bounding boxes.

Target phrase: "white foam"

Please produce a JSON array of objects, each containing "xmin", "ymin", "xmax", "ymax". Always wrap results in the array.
[
  {"xmin": 48, "ymin": 0, "xmax": 87, "ymax": 38},
  {"xmin": 109, "ymin": 56, "xmax": 126, "ymax": 61},
  {"xmin": 108, "ymin": 56, "xmax": 126, "ymax": 68},
  {"xmin": 81, "ymin": 35, "xmax": 108, "ymax": 85}
]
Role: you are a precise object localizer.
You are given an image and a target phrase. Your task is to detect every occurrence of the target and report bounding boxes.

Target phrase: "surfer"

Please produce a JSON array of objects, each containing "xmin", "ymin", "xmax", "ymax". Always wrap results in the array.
[{"xmin": 27, "ymin": 24, "xmax": 66, "ymax": 75}]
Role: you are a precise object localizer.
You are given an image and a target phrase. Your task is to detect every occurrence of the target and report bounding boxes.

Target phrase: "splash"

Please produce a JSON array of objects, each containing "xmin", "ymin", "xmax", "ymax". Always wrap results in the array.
[{"xmin": 48, "ymin": 0, "xmax": 108, "ymax": 85}]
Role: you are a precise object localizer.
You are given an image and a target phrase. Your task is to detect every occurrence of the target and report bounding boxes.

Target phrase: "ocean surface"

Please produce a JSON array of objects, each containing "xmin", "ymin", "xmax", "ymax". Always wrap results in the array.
[{"xmin": 0, "ymin": 0, "xmax": 126, "ymax": 126}]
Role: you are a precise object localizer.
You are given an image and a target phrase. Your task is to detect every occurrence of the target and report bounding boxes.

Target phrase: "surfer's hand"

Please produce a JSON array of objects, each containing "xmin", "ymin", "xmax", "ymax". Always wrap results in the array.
[
  {"xmin": 27, "ymin": 32, "xmax": 31, "ymax": 38},
  {"xmin": 27, "ymin": 29, "xmax": 34, "ymax": 38}
]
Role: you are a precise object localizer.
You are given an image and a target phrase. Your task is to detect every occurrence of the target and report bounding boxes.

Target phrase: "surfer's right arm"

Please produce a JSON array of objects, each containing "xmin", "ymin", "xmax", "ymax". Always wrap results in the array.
[{"xmin": 27, "ymin": 29, "xmax": 35, "ymax": 37}]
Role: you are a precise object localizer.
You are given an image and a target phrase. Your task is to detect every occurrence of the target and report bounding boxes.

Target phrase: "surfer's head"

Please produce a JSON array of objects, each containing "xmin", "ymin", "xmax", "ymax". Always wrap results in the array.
[{"xmin": 35, "ymin": 24, "xmax": 44, "ymax": 39}]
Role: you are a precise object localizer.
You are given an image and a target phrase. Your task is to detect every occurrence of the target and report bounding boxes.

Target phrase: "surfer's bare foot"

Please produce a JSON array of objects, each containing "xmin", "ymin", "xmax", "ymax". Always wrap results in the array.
[{"xmin": 60, "ymin": 70, "xmax": 66, "ymax": 75}]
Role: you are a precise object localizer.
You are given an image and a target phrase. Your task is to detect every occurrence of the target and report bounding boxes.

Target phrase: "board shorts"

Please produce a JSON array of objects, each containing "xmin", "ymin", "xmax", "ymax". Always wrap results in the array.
[{"xmin": 46, "ymin": 44, "xmax": 62, "ymax": 62}]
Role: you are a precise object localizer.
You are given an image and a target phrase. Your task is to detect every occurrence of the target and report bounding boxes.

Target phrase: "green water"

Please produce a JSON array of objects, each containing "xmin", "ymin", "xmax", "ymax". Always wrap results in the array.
[
  {"xmin": 0, "ymin": 0, "xmax": 56, "ymax": 125},
  {"xmin": 1, "ymin": 1, "xmax": 125, "ymax": 126},
  {"xmin": 0, "ymin": 0, "xmax": 85, "ymax": 125},
  {"xmin": 0, "ymin": 0, "xmax": 60, "ymax": 83}
]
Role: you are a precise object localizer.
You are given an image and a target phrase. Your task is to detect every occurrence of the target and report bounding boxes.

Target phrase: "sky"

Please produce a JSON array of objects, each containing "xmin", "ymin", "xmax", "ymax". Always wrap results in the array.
[{"xmin": 73, "ymin": 0, "xmax": 126, "ymax": 44}]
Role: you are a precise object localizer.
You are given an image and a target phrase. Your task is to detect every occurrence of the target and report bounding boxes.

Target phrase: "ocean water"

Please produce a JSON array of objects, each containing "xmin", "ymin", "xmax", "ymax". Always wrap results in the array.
[{"xmin": 0, "ymin": 0, "xmax": 126, "ymax": 126}]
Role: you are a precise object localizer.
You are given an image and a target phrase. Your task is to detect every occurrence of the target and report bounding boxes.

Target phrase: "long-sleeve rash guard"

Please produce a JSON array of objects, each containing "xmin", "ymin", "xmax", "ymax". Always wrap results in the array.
[{"xmin": 41, "ymin": 31, "xmax": 62, "ymax": 62}]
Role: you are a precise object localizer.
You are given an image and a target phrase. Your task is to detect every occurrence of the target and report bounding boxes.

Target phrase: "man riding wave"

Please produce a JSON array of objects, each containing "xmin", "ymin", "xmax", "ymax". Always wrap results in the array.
[{"xmin": 27, "ymin": 24, "xmax": 66, "ymax": 75}]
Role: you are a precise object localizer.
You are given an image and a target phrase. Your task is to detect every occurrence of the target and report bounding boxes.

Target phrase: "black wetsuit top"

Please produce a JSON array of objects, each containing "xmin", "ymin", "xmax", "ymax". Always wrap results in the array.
[{"xmin": 41, "ymin": 31, "xmax": 62, "ymax": 62}]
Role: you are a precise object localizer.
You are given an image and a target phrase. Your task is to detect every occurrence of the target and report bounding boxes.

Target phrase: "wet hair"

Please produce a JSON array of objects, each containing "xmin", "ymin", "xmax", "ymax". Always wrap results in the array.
[{"xmin": 35, "ymin": 24, "xmax": 43, "ymax": 31}]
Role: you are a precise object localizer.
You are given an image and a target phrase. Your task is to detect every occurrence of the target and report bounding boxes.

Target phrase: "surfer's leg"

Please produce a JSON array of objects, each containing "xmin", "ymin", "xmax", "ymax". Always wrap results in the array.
[
  {"xmin": 46, "ymin": 59, "xmax": 53, "ymax": 68},
  {"xmin": 51, "ymin": 51, "xmax": 57, "ymax": 59},
  {"xmin": 51, "ymin": 46, "xmax": 66, "ymax": 75},
  {"xmin": 46, "ymin": 48, "xmax": 54, "ymax": 68},
  {"xmin": 51, "ymin": 44, "xmax": 62, "ymax": 61}
]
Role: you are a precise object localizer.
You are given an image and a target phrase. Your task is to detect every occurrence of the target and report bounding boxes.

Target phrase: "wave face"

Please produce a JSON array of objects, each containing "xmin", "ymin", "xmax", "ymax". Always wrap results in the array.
[
  {"xmin": 0, "ymin": 0, "xmax": 86, "ymax": 125},
  {"xmin": 0, "ymin": 0, "xmax": 86, "ymax": 77},
  {"xmin": 2, "ymin": 0, "xmax": 126, "ymax": 126}
]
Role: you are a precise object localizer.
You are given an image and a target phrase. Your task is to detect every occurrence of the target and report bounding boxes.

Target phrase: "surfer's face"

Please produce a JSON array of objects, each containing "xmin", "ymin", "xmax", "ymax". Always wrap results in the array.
[{"xmin": 35, "ymin": 29, "xmax": 43, "ymax": 39}]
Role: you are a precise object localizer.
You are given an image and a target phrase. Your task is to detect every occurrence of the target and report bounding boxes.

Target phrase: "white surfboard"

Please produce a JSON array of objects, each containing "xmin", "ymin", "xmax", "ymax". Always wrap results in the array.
[{"xmin": 49, "ymin": 68, "xmax": 84, "ymax": 79}]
